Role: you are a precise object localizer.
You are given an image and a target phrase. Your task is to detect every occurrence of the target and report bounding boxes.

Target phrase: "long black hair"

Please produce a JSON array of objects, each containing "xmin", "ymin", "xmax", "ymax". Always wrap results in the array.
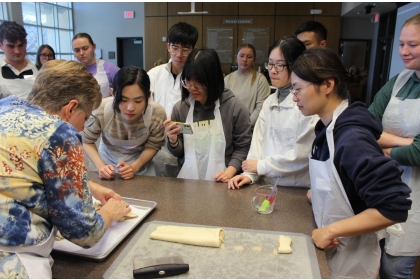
[
  {"xmin": 113, "ymin": 66, "xmax": 151, "ymax": 113},
  {"xmin": 181, "ymin": 48, "xmax": 225, "ymax": 106},
  {"xmin": 267, "ymin": 36, "xmax": 306, "ymax": 78},
  {"xmin": 292, "ymin": 47, "xmax": 350, "ymax": 100}
]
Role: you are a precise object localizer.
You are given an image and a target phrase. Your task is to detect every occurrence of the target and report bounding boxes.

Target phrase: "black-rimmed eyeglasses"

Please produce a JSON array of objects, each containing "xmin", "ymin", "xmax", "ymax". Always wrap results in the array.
[
  {"xmin": 264, "ymin": 62, "xmax": 289, "ymax": 72},
  {"xmin": 40, "ymin": 53, "xmax": 54, "ymax": 59}
]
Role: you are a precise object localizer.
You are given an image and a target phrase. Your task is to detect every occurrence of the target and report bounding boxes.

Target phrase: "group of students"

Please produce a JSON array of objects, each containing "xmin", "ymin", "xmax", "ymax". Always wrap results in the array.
[{"xmin": 0, "ymin": 14, "xmax": 418, "ymax": 279}]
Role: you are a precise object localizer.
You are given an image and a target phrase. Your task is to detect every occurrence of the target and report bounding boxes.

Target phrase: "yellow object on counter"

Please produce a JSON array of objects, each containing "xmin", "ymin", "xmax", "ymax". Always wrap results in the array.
[
  {"xmin": 150, "ymin": 225, "xmax": 224, "ymax": 248},
  {"xmin": 277, "ymin": 235, "xmax": 293, "ymax": 254}
]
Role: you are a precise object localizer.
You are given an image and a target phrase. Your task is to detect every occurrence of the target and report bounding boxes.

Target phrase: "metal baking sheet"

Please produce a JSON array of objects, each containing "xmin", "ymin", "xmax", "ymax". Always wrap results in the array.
[
  {"xmin": 52, "ymin": 197, "xmax": 156, "ymax": 261},
  {"xmin": 104, "ymin": 221, "xmax": 321, "ymax": 279}
]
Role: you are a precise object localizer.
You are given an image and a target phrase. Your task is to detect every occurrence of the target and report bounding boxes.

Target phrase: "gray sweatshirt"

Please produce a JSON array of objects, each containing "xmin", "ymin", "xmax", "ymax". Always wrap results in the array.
[{"xmin": 168, "ymin": 89, "xmax": 252, "ymax": 173}]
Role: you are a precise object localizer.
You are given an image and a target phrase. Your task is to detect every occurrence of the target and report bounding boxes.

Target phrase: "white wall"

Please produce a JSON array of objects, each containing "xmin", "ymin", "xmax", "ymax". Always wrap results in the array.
[
  {"xmin": 73, "ymin": 2, "xmax": 145, "ymax": 65},
  {"xmin": 341, "ymin": 2, "xmax": 362, "ymax": 16}
]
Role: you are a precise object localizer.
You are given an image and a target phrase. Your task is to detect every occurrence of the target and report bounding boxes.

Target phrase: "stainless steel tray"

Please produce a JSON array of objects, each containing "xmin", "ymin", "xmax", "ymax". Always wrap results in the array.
[{"xmin": 52, "ymin": 197, "xmax": 156, "ymax": 261}]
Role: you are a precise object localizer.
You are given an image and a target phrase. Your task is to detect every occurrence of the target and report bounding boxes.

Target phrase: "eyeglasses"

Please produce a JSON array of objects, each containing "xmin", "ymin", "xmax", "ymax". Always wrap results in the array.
[
  {"xmin": 84, "ymin": 113, "xmax": 97, "ymax": 127},
  {"xmin": 181, "ymin": 79, "xmax": 205, "ymax": 92},
  {"xmin": 40, "ymin": 53, "xmax": 54, "ymax": 59},
  {"xmin": 264, "ymin": 62, "xmax": 289, "ymax": 72},
  {"xmin": 169, "ymin": 44, "xmax": 191, "ymax": 57},
  {"xmin": 290, "ymin": 83, "xmax": 313, "ymax": 97}
]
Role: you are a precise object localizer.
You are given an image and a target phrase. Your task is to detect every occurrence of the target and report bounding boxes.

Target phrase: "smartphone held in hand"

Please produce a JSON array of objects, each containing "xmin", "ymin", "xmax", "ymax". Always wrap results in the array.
[{"xmin": 169, "ymin": 121, "xmax": 193, "ymax": 134}]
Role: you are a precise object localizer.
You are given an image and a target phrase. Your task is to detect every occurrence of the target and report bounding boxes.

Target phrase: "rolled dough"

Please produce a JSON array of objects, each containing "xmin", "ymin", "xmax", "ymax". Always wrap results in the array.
[{"xmin": 150, "ymin": 225, "xmax": 224, "ymax": 248}]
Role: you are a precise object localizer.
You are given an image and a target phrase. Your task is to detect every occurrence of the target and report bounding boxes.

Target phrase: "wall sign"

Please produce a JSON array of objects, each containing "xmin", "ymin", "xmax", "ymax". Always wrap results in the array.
[
  {"xmin": 223, "ymin": 19, "xmax": 253, "ymax": 24},
  {"xmin": 207, "ymin": 28, "xmax": 233, "ymax": 64},
  {"xmin": 124, "ymin": 11, "xmax": 134, "ymax": 18},
  {"xmin": 243, "ymin": 28, "xmax": 270, "ymax": 64}
]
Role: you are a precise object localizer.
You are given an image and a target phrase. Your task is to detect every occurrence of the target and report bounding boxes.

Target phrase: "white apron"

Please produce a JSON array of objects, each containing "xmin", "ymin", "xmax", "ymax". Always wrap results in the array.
[
  {"xmin": 0, "ymin": 57, "xmax": 38, "ymax": 99},
  {"xmin": 309, "ymin": 101, "xmax": 382, "ymax": 278},
  {"xmin": 382, "ymin": 69, "xmax": 420, "ymax": 256},
  {"xmin": 177, "ymin": 96, "xmax": 227, "ymax": 180},
  {"xmin": 95, "ymin": 59, "xmax": 111, "ymax": 98},
  {"xmin": 99, "ymin": 98, "xmax": 155, "ymax": 176},
  {"xmin": 0, "ymin": 227, "xmax": 57, "ymax": 278}
]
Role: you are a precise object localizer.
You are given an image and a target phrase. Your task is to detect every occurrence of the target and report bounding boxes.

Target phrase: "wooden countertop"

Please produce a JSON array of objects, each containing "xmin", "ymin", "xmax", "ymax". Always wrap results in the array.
[{"xmin": 51, "ymin": 172, "xmax": 330, "ymax": 278}]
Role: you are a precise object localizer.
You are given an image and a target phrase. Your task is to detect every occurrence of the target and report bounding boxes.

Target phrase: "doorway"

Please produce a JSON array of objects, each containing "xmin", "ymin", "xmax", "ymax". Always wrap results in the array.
[
  {"xmin": 116, "ymin": 37, "xmax": 144, "ymax": 69},
  {"xmin": 339, "ymin": 39, "xmax": 371, "ymax": 103}
]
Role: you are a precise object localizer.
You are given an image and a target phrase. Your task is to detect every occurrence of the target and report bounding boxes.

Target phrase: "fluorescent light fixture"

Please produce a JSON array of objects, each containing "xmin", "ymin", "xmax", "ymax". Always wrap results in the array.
[{"xmin": 178, "ymin": 2, "xmax": 208, "ymax": 15}]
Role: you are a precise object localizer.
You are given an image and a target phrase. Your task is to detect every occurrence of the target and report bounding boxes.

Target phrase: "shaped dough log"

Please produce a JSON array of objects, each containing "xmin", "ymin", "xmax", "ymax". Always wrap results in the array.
[
  {"xmin": 277, "ymin": 235, "xmax": 293, "ymax": 254},
  {"xmin": 150, "ymin": 225, "xmax": 224, "ymax": 248}
]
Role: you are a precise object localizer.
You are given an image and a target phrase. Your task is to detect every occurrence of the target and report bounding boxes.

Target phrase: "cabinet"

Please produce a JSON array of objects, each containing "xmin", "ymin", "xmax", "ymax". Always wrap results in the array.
[
  {"xmin": 145, "ymin": 17, "xmax": 168, "ymax": 71},
  {"xmin": 203, "ymin": 3, "xmax": 238, "ymax": 16},
  {"xmin": 239, "ymin": 3, "xmax": 276, "ymax": 16},
  {"xmin": 144, "ymin": 2, "xmax": 342, "ymax": 71}
]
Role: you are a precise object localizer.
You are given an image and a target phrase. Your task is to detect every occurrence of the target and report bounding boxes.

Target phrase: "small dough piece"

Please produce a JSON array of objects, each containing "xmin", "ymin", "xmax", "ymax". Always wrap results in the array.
[
  {"xmin": 277, "ymin": 235, "xmax": 293, "ymax": 254},
  {"xmin": 118, "ymin": 211, "xmax": 138, "ymax": 222},
  {"xmin": 55, "ymin": 231, "xmax": 64, "ymax": 241},
  {"xmin": 94, "ymin": 200, "xmax": 137, "ymax": 222},
  {"xmin": 150, "ymin": 225, "xmax": 224, "ymax": 248},
  {"xmin": 93, "ymin": 201, "xmax": 102, "ymax": 211}
]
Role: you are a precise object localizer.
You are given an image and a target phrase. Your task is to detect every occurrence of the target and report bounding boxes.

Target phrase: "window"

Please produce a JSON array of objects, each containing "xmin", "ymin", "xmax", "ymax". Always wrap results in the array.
[
  {"xmin": 0, "ymin": 2, "xmax": 8, "ymax": 24},
  {"xmin": 22, "ymin": 2, "xmax": 73, "ymax": 62}
]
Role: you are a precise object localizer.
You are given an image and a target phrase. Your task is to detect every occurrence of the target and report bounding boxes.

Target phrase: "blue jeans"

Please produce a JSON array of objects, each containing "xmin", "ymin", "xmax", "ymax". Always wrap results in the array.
[{"xmin": 380, "ymin": 250, "xmax": 419, "ymax": 279}]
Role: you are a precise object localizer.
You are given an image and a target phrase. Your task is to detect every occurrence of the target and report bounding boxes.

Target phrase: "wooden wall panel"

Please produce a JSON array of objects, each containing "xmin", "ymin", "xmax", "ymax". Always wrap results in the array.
[
  {"xmin": 275, "ymin": 15, "xmax": 313, "ymax": 39},
  {"xmin": 203, "ymin": 3, "xmax": 238, "ymax": 16},
  {"xmin": 144, "ymin": 2, "xmax": 167, "ymax": 17},
  {"xmin": 314, "ymin": 16, "xmax": 341, "ymax": 53},
  {"xmin": 145, "ymin": 17, "xmax": 168, "ymax": 72},
  {"xmin": 203, "ymin": 16, "xmax": 238, "ymax": 75},
  {"xmin": 168, "ymin": 2, "xmax": 203, "ymax": 16},
  {"xmin": 239, "ymin": 3, "xmax": 275, "ymax": 16},
  {"xmin": 168, "ymin": 16, "xmax": 203, "ymax": 48},
  {"xmin": 314, "ymin": 2, "xmax": 342, "ymax": 16},
  {"xmin": 276, "ymin": 3, "xmax": 314, "ymax": 16},
  {"xmin": 144, "ymin": 3, "xmax": 343, "ymax": 72}
]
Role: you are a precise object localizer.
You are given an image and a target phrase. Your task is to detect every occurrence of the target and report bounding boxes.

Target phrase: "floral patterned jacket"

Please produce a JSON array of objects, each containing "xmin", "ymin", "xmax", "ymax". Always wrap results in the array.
[{"xmin": 0, "ymin": 96, "xmax": 105, "ymax": 278}]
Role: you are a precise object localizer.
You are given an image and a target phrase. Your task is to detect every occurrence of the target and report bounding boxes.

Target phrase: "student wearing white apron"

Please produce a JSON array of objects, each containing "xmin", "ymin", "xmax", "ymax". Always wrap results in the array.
[
  {"xmin": 0, "ymin": 60, "xmax": 130, "ymax": 278},
  {"xmin": 0, "ymin": 21, "xmax": 39, "ymax": 99},
  {"xmin": 368, "ymin": 14, "xmax": 420, "ymax": 278},
  {"xmin": 82, "ymin": 67, "xmax": 166, "ymax": 180},
  {"xmin": 229, "ymin": 37, "xmax": 319, "ymax": 190},
  {"xmin": 148, "ymin": 22, "xmax": 199, "ymax": 178},
  {"xmin": 165, "ymin": 48, "xmax": 252, "ymax": 182},
  {"xmin": 72, "ymin": 33, "xmax": 119, "ymax": 98},
  {"xmin": 291, "ymin": 48, "xmax": 412, "ymax": 278}
]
